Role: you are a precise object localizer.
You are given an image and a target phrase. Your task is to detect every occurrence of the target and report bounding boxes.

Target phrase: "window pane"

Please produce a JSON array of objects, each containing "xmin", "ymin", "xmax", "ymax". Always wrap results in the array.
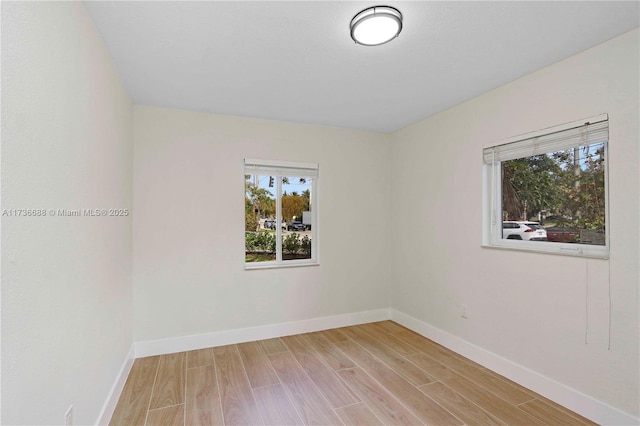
[
  {"xmin": 281, "ymin": 176, "xmax": 312, "ymax": 261},
  {"xmin": 245, "ymin": 174, "xmax": 276, "ymax": 262},
  {"xmin": 501, "ymin": 142, "xmax": 605, "ymax": 245}
]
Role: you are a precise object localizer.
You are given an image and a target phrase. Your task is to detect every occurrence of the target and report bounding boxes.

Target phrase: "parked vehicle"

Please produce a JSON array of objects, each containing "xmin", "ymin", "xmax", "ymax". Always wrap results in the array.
[
  {"xmin": 302, "ymin": 211, "xmax": 312, "ymax": 231},
  {"xmin": 264, "ymin": 219, "xmax": 285, "ymax": 230},
  {"xmin": 545, "ymin": 226, "xmax": 579, "ymax": 243},
  {"xmin": 287, "ymin": 221, "xmax": 306, "ymax": 231},
  {"xmin": 502, "ymin": 221, "xmax": 547, "ymax": 241}
]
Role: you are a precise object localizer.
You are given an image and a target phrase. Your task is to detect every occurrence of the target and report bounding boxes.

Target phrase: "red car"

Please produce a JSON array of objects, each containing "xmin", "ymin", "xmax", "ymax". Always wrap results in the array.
[{"xmin": 545, "ymin": 227, "xmax": 579, "ymax": 243}]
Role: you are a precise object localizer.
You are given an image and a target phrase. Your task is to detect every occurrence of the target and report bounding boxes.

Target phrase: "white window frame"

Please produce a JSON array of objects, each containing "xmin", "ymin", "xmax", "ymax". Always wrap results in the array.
[
  {"xmin": 482, "ymin": 114, "xmax": 609, "ymax": 259},
  {"xmin": 244, "ymin": 158, "xmax": 319, "ymax": 269}
]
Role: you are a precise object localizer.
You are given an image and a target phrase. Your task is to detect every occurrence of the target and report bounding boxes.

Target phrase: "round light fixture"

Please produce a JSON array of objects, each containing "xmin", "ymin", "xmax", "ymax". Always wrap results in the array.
[{"xmin": 350, "ymin": 5, "xmax": 403, "ymax": 46}]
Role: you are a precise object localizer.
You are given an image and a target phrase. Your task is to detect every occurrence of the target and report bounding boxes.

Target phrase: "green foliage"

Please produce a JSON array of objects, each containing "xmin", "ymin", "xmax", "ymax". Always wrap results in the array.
[
  {"xmin": 245, "ymin": 181, "xmax": 275, "ymax": 218},
  {"xmin": 245, "ymin": 253, "xmax": 275, "ymax": 262},
  {"xmin": 245, "ymin": 231, "xmax": 276, "ymax": 253},
  {"xmin": 245, "ymin": 176, "xmax": 276, "ymax": 231},
  {"xmin": 247, "ymin": 175, "xmax": 310, "ymax": 223},
  {"xmin": 245, "ymin": 197, "xmax": 258, "ymax": 231},
  {"xmin": 503, "ymin": 154, "xmax": 562, "ymax": 219},
  {"xmin": 283, "ymin": 233, "xmax": 302, "ymax": 254},
  {"xmin": 300, "ymin": 235, "xmax": 311, "ymax": 256},
  {"xmin": 282, "ymin": 193, "xmax": 309, "ymax": 222},
  {"xmin": 245, "ymin": 231, "xmax": 312, "ymax": 261},
  {"xmin": 282, "ymin": 178, "xmax": 311, "ymax": 221},
  {"xmin": 560, "ymin": 146, "xmax": 605, "ymax": 230},
  {"xmin": 502, "ymin": 144, "xmax": 605, "ymax": 230}
]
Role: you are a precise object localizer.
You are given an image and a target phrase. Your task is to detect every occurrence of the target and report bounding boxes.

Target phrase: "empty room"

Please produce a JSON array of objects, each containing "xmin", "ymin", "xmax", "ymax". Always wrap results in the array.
[{"xmin": 2, "ymin": 1, "xmax": 639, "ymax": 425}]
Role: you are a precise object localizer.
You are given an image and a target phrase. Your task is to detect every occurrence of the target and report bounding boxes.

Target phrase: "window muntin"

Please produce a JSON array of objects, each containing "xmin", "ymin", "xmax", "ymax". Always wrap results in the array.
[
  {"xmin": 244, "ymin": 159, "xmax": 318, "ymax": 268},
  {"xmin": 483, "ymin": 115, "xmax": 609, "ymax": 258}
]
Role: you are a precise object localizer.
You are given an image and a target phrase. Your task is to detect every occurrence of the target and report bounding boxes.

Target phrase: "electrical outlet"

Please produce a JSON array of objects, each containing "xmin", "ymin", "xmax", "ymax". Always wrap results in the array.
[
  {"xmin": 65, "ymin": 405, "xmax": 73, "ymax": 426},
  {"xmin": 461, "ymin": 304, "xmax": 469, "ymax": 319}
]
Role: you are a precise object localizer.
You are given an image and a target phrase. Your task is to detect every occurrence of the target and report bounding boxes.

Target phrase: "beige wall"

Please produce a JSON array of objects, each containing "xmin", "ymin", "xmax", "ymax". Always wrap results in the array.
[
  {"xmin": 133, "ymin": 107, "xmax": 392, "ymax": 341},
  {"xmin": 390, "ymin": 29, "xmax": 639, "ymax": 417},
  {"xmin": 1, "ymin": 2, "xmax": 133, "ymax": 424}
]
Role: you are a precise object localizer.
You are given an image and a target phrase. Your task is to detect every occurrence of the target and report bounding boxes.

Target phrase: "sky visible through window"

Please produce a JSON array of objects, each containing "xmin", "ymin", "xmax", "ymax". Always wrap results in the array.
[{"xmin": 251, "ymin": 175, "xmax": 309, "ymax": 197}]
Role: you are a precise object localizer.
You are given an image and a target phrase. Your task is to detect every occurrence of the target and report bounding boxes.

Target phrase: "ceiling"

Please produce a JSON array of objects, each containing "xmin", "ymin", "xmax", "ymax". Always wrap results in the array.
[{"xmin": 85, "ymin": 1, "xmax": 639, "ymax": 134}]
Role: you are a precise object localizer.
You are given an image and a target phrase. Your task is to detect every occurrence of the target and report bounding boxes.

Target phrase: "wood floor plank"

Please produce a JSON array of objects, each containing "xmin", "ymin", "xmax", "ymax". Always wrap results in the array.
[
  {"xmin": 319, "ymin": 327, "xmax": 349, "ymax": 343},
  {"xmin": 340, "ymin": 326, "xmax": 435, "ymax": 386},
  {"xmin": 257, "ymin": 338, "xmax": 288, "ymax": 355},
  {"xmin": 149, "ymin": 353, "xmax": 186, "ymax": 410},
  {"xmin": 299, "ymin": 332, "xmax": 356, "ymax": 371},
  {"xmin": 186, "ymin": 348, "xmax": 214, "ymax": 369},
  {"xmin": 145, "ymin": 404, "xmax": 184, "ymax": 426},
  {"xmin": 337, "ymin": 368, "xmax": 423, "ymax": 425},
  {"xmin": 440, "ymin": 372, "xmax": 546, "ymax": 425},
  {"xmin": 253, "ymin": 384, "xmax": 304, "ymax": 426},
  {"xmin": 394, "ymin": 330, "xmax": 486, "ymax": 372},
  {"xmin": 372, "ymin": 320, "xmax": 407, "ymax": 334},
  {"xmin": 406, "ymin": 352, "xmax": 458, "ymax": 382},
  {"xmin": 110, "ymin": 356, "xmax": 160, "ymax": 426},
  {"xmin": 419, "ymin": 381, "xmax": 505, "ymax": 426},
  {"xmin": 409, "ymin": 352, "xmax": 536, "ymax": 422},
  {"xmin": 400, "ymin": 333, "xmax": 534, "ymax": 405},
  {"xmin": 267, "ymin": 351, "xmax": 342, "ymax": 425},
  {"xmin": 281, "ymin": 334, "xmax": 360, "ymax": 408},
  {"xmin": 394, "ymin": 329, "xmax": 538, "ymax": 408},
  {"xmin": 237, "ymin": 341, "xmax": 279, "ymax": 389},
  {"xmin": 518, "ymin": 399, "xmax": 597, "ymax": 426},
  {"xmin": 185, "ymin": 365, "xmax": 223, "ymax": 426},
  {"xmin": 335, "ymin": 402, "xmax": 384, "ymax": 426},
  {"xmin": 358, "ymin": 322, "xmax": 421, "ymax": 356},
  {"xmin": 532, "ymin": 396, "xmax": 598, "ymax": 426},
  {"xmin": 213, "ymin": 345, "xmax": 263, "ymax": 425},
  {"xmin": 336, "ymin": 339, "xmax": 463, "ymax": 425},
  {"xmin": 410, "ymin": 349, "xmax": 543, "ymax": 424},
  {"xmin": 463, "ymin": 367, "xmax": 536, "ymax": 405}
]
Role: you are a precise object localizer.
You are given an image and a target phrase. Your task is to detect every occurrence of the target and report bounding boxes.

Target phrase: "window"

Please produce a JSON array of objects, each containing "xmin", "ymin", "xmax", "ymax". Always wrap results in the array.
[
  {"xmin": 244, "ymin": 159, "xmax": 318, "ymax": 268},
  {"xmin": 483, "ymin": 114, "xmax": 609, "ymax": 258}
]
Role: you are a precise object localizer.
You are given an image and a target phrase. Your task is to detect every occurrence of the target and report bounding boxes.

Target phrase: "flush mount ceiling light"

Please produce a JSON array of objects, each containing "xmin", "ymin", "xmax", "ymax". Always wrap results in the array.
[{"xmin": 350, "ymin": 5, "xmax": 403, "ymax": 46}]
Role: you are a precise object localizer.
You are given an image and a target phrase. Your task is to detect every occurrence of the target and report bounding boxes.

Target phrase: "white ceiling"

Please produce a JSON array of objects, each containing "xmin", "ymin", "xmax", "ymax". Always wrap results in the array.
[{"xmin": 85, "ymin": 1, "xmax": 639, "ymax": 133}]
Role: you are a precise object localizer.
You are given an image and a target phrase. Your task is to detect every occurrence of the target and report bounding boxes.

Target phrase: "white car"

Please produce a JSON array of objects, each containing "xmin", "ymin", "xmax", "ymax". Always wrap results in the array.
[
  {"xmin": 502, "ymin": 221, "xmax": 547, "ymax": 241},
  {"xmin": 263, "ymin": 219, "xmax": 286, "ymax": 230}
]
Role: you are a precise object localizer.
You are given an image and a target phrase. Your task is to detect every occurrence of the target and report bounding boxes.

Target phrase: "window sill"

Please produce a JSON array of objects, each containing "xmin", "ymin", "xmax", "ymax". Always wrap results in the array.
[
  {"xmin": 244, "ymin": 261, "xmax": 320, "ymax": 270},
  {"xmin": 481, "ymin": 242, "xmax": 609, "ymax": 260}
]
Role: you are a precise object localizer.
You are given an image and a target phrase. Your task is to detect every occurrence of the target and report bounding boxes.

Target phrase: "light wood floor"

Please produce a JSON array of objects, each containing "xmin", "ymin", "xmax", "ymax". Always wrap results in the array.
[{"xmin": 110, "ymin": 321, "xmax": 597, "ymax": 425}]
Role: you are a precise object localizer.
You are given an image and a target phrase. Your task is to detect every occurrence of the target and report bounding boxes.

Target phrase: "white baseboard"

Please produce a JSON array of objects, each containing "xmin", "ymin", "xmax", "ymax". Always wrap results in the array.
[
  {"xmin": 390, "ymin": 308, "xmax": 639, "ymax": 426},
  {"xmin": 134, "ymin": 308, "xmax": 391, "ymax": 358},
  {"xmin": 95, "ymin": 344, "xmax": 135, "ymax": 426}
]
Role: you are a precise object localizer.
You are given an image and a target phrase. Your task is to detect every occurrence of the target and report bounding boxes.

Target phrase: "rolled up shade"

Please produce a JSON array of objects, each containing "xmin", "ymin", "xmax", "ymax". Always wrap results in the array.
[
  {"xmin": 244, "ymin": 158, "xmax": 318, "ymax": 178},
  {"xmin": 483, "ymin": 116, "xmax": 608, "ymax": 164}
]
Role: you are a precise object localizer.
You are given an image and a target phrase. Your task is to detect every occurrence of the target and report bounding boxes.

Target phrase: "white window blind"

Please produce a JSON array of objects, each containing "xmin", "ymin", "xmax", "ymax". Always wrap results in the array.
[
  {"xmin": 483, "ymin": 115, "xmax": 608, "ymax": 164},
  {"xmin": 244, "ymin": 159, "xmax": 318, "ymax": 178}
]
